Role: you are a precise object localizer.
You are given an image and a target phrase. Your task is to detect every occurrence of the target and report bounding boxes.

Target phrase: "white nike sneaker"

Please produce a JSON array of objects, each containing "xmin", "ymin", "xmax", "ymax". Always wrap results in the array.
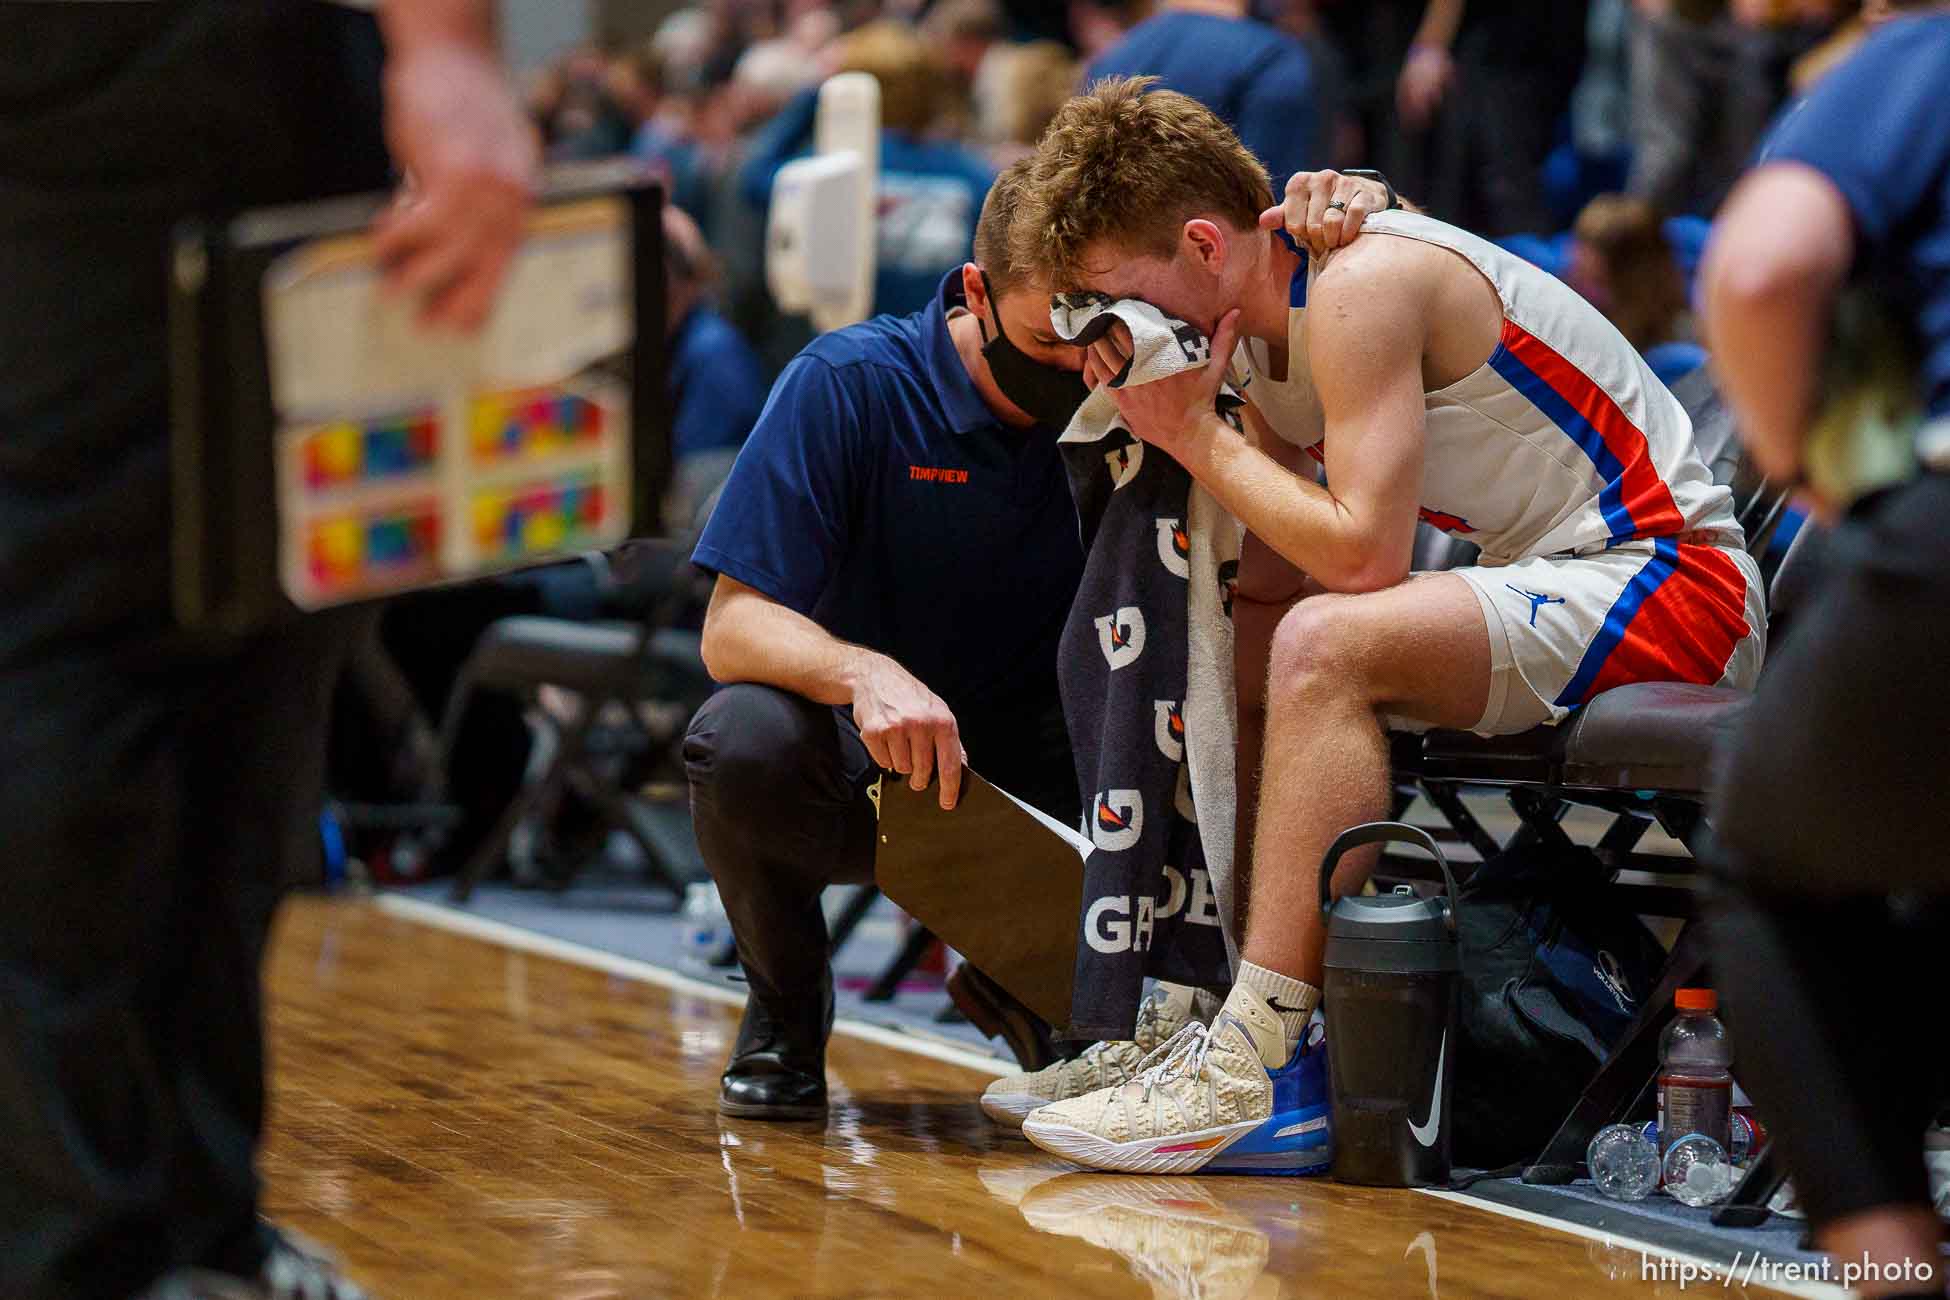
[
  {"xmin": 981, "ymin": 983, "xmax": 1204, "ymax": 1129},
  {"xmin": 1021, "ymin": 984, "xmax": 1331, "ymax": 1176},
  {"xmin": 974, "ymin": 1162, "xmax": 1073, "ymax": 1208},
  {"xmin": 1019, "ymin": 1174, "xmax": 1270, "ymax": 1299}
]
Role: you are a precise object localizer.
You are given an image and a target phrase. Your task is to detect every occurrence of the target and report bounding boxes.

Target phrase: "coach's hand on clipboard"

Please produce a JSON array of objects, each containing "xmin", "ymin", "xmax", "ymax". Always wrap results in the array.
[
  {"xmin": 850, "ymin": 654, "xmax": 967, "ymax": 811},
  {"xmin": 372, "ymin": 6, "xmax": 542, "ymax": 333}
]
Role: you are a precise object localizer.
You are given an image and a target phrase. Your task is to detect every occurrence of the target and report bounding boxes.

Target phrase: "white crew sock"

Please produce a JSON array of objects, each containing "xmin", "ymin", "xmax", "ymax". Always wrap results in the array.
[{"xmin": 1233, "ymin": 960, "xmax": 1320, "ymax": 1059}]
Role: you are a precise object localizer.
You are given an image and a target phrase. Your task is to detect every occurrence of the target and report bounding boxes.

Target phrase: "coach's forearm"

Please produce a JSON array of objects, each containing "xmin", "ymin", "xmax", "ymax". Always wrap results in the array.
[
  {"xmin": 698, "ymin": 578, "xmax": 878, "ymax": 708},
  {"xmin": 1701, "ymin": 166, "xmax": 1852, "ymax": 483},
  {"xmin": 1176, "ymin": 418, "xmax": 1408, "ymax": 593}
]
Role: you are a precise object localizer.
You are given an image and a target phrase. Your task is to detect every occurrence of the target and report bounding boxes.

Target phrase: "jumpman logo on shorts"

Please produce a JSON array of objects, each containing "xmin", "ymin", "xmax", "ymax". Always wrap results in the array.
[{"xmin": 1506, "ymin": 584, "xmax": 1566, "ymax": 627}]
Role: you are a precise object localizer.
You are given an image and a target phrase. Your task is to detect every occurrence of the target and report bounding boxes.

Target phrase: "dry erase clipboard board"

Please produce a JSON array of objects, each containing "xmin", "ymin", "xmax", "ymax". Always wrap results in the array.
[
  {"xmin": 167, "ymin": 162, "xmax": 667, "ymax": 633},
  {"xmin": 873, "ymin": 767, "xmax": 1087, "ymax": 1030}
]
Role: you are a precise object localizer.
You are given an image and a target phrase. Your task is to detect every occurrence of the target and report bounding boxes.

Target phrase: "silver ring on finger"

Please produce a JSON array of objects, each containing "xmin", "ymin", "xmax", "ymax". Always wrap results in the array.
[{"xmin": 1327, "ymin": 199, "xmax": 1349, "ymax": 213}]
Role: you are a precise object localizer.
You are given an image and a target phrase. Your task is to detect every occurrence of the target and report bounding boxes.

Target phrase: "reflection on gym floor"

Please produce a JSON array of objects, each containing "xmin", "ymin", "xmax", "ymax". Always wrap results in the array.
[{"xmin": 259, "ymin": 898, "xmax": 1789, "ymax": 1299}]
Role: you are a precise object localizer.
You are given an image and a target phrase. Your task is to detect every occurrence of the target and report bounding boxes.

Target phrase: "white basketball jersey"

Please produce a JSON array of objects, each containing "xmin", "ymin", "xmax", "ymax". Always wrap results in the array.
[{"xmin": 1241, "ymin": 210, "xmax": 1739, "ymax": 565}]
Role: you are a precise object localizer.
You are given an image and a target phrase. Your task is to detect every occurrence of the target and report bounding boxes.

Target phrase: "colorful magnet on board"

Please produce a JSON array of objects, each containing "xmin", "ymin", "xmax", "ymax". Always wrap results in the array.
[{"xmin": 318, "ymin": 424, "xmax": 361, "ymax": 483}]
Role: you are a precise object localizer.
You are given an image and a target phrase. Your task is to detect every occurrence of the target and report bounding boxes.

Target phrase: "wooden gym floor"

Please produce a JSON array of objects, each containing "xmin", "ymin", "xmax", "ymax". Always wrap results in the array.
[{"xmin": 260, "ymin": 897, "xmax": 1795, "ymax": 1299}]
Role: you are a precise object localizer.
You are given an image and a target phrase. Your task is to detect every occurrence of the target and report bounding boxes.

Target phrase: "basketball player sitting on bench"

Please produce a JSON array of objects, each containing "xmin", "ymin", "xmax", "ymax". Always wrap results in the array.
[{"xmin": 1000, "ymin": 78, "xmax": 1765, "ymax": 1174}]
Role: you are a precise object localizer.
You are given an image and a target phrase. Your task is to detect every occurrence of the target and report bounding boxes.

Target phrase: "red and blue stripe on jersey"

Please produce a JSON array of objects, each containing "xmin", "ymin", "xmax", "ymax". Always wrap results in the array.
[{"xmin": 1488, "ymin": 320, "xmax": 1685, "ymax": 546}]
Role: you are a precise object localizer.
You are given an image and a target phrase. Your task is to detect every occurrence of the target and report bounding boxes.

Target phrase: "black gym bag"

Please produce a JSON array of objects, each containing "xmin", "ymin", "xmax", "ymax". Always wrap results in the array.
[{"xmin": 1449, "ymin": 840, "xmax": 1670, "ymax": 1171}]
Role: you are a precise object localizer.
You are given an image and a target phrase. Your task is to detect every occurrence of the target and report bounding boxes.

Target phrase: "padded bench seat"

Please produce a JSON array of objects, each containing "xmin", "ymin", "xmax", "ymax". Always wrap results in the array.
[
  {"xmin": 464, "ymin": 617, "xmax": 709, "ymax": 702},
  {"xmin": 1411, "ymin": 681, "xmax": 1752, "ymax": 795}
]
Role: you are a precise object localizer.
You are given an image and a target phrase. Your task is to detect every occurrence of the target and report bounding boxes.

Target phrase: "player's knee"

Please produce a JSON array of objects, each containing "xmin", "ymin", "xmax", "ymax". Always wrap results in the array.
[{"xmin": 1267, "ymin": 597, "xmax": 1362, "ymax": 699}]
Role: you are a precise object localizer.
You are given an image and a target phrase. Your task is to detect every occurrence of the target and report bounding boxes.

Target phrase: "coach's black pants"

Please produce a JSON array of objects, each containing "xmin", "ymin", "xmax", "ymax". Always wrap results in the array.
[
  {"xmin": 1710, "ymin": 474, "xmax": 1950, "ymax": 1230},
  {"xmin": 682, "ymin": 683, "xmax": 1078, "ymax": 1049}
]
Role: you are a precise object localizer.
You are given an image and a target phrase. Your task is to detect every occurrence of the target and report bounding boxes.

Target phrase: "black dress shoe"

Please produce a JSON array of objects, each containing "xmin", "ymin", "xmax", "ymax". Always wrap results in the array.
[
  {"xmin": 945, "ymin": 962, "xmax": 1062, "ymax": 1072},
  {"xmin": 719, "ymin": 1057, "xmax": 828, "ymax": 1120},
  {"xmin": 718, "ymin": 978, "xmax": 833, "ymax": 1121}
]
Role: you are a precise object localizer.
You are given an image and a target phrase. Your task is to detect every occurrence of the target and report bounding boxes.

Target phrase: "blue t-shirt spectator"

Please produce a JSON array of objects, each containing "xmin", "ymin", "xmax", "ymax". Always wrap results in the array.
[
  {"xmin": 1644, "ymin": 341, "xmax": 1709, "ymax": 388},
  {"xmin": 1760, "ymin": 15, "xmax": 1950, "ymax": 418},
  {"xmin": 692, "ymin": 271, "xmax": 1082, "ymax": 750},
  {"xmin": 1087, "ymin": 11, "xmax": 1320, "ymax": 191},
  {"xmin": 634, "ymin": 122, "xmax": 712, "ymax": 231},
  {"xmin": 670, "ymin": 303, "xmax": 768, "ymax": 460},
  {"xmin": 740, "ymin": 89, "xmax": 995, "ymax": 319}
]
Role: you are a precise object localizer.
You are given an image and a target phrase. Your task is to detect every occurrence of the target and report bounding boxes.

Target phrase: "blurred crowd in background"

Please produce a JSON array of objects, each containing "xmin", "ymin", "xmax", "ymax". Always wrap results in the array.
[{"xmin": 535, "ymin": 0, "xmax": 1890, "ymax": 483}]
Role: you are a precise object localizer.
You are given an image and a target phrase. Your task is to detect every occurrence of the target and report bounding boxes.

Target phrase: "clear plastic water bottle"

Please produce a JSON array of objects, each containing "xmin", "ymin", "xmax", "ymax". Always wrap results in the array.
[
  {"xmin": 1587, "ymin": 1123, "xmax": 1661, "ymax": 1201},
  {"xmin": 1664, "ymin": 1133, "xmax": 1735, "ymax": 1206},
  {"xmin": 1641, "ymin": 1106, "xmax": 1767, "ymax": 1163},
  {"xmin": 680, "ymin": 882, "xmax": 724, "ymax": 965},
  {"xmin": 1658, "ymin": 988, "xmax": 1733, "ymax": 1160}
]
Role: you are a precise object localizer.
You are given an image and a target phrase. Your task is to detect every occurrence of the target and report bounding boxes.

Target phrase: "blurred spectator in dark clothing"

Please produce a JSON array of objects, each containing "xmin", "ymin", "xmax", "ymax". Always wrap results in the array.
[
  {"xmin": 975, "ymin": 40, "xmax": 1081, "ymax": 167},
  {"xmin": 1071, "ymin": 0, "xmax": 1151, "ymax": 60},
  {"xmin": 741, "ymin": 20, "xmax": 996, "ymax": 317},
  {"xmin": 1626, "ymin": 0, "xmax": 1846, "ymax": 217},
  {"xmin": 923, "ymin": 0, "xmax": 1007, "ymax": 87},
  {"xmin": 664, "ymin": 206, "xmax": 770, "ymax": 528},
  {"xmin": 1086, "ymin": 0, "xmax": 1323, "ymax": 188},
  {"xmin": 991, "ymin": 0, "xmax": 1138, "ymax": 47},
  {"xmin": 1572, "ymin": 0, "xmax": 1633, "ymax": 171},
  {"xmin": 537, "ymin": 48, "xmax": 635, "ymax": 160},
  {"xmin": 704, "ymin": 32, "xmax": 824, "ymax": 376},
  {"xmin": 1261, "ymin": 0, "xmax": 1363, "ymax": 169},
  {"xmin": 610, "ymin": 40, "xmax": 715, "ymax": 223},
  {"xmin": 1394, "ymin": 0, "xmax": 1588, "ymax": 236},
  {"xmin": 1316, "ymin": 0, "xmax": 1427, "ymax": 199},
  {"xmin": 920, "ymin": 0, "xmax": 1007, "ymax": 142},
  {"xmin": 1564, "ymin": 194, "xmax": 1704, "ymax": 383}
]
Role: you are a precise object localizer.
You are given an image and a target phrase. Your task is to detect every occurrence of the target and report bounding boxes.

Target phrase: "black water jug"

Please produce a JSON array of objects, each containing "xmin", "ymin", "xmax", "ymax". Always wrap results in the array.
[{"xmin": 1319, "ymin": 822, "xmax": 1462, "ymax": 1187}]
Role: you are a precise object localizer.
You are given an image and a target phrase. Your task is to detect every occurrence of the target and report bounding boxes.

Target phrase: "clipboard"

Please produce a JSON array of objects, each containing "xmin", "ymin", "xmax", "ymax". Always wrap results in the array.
[
  {"xmin": 167, "ymin": 160, "xmax": 668, "ymax": 633},
  {"xmin": 871, "ymin": 767, "xmax": 1088, "ymax": 1030}
]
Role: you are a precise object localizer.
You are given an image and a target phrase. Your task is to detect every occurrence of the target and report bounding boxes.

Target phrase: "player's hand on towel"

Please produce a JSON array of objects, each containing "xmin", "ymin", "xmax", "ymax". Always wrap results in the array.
[
  {"xmin": 850, "ymin": 655, "xmax": 964, "ymax": 810},
  {"xmin": 375, "ymin": 43, "xmax": 540, "ymax": 331},
  {"xmin": 1260, "ymin": 170, "xmax": 1389, "ymax": 259},
  {"xmin": 1108, "ymin": 309, "xmax": 1243, "ymax": 457}
]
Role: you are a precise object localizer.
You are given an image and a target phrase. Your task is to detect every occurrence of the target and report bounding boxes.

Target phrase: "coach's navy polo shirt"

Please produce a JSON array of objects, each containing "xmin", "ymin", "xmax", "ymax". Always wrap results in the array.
[{"xmin": 692, "ymin": 272, "xmax": 1084, "ymax": 749}]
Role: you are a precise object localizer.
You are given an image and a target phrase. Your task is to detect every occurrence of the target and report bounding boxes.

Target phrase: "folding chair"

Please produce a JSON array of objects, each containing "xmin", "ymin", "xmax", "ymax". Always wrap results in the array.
[
  {"xmin": 442, "ymin": 540, "xmax": 716, "ymax": 902},
  {"xmin": 1393, "ymin": 520, "xmax": 1817, "ymax": 1184}
]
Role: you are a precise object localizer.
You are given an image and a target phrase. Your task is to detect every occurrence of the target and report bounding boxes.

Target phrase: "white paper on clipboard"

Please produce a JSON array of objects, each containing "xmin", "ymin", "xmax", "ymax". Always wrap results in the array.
[{"xmin": 259, "ymin": 198, "xmax": 636, "ymax": 609}]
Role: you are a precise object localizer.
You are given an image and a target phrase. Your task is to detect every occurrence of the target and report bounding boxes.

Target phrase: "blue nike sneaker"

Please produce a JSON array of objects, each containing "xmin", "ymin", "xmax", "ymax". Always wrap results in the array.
[{"xmin": 1021, "ymin": 984, "xmax": 1332, "ymax": 1176}]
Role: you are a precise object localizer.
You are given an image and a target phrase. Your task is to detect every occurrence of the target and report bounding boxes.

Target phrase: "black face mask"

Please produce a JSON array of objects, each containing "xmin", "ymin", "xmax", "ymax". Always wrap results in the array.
[{"xmin": 976, "ymin": 274, "xmax": 1091, "ymax": 429}]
